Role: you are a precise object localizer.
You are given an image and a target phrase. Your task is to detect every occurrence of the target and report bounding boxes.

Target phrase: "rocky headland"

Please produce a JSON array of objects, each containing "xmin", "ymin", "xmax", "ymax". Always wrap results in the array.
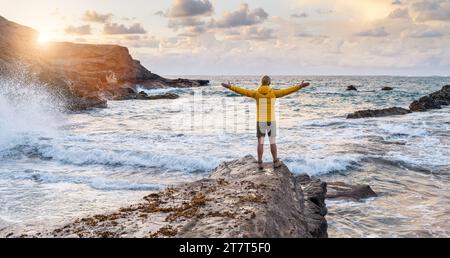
[{"xmin": 0, "ymin": 16, "xmax": 208, "ymax": 111}]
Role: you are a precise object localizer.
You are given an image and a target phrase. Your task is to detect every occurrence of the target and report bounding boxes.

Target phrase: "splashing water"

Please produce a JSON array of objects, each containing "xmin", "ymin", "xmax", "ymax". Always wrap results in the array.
[{"xmin": 0, "ymin": 69, "xmax": 65, "ymax": 155}]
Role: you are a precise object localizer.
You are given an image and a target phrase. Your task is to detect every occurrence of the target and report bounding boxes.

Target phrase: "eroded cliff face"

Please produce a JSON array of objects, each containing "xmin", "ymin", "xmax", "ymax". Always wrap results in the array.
[
  {"xmin": 0, "ymin": 16, "xmax": 209, "ymax": 111},
  {"xmin": 31, "ymin": 156, "xmax": 328, "ymax": 238}
]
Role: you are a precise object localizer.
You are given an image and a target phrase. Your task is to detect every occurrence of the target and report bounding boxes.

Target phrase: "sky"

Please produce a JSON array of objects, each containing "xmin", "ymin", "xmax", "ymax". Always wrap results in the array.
[{"xmin": 1, "ymin": 0, "xmax": 450, "ymax": 76}]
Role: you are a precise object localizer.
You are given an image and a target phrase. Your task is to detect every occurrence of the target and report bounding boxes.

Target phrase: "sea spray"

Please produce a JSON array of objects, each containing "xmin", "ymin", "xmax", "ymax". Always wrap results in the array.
[{"xmin": 0, "ymin": 67, "xmax": 65, "ymax": 156}]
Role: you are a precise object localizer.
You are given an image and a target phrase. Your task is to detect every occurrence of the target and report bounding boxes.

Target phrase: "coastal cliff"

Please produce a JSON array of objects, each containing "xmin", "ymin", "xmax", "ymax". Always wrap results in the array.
[
  {"xmin": 40, "ymin": 156, "xmax": 328, "ymax": 238},
  {"xmin": 0, "ymin": 16, "xmax": 209, "ymax": 111}
]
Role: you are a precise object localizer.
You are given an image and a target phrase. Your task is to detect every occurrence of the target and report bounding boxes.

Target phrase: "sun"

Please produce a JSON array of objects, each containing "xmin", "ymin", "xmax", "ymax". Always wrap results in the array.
[{"xmin": 37, "ymin": 32, "xmax": 50, "ymax": 44}]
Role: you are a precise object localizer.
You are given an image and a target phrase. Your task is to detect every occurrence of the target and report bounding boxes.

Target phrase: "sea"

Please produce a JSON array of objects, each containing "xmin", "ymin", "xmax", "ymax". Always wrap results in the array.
[{"xmin": 0, "ymin": 74, "xmax": 449, "ymax": 237}]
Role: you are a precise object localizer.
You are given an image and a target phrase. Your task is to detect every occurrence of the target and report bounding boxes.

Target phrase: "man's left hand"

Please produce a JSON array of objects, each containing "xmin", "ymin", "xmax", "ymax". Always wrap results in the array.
[{"xmin": 221, "ymin": 81, "xmax": 232, "ymax": 89}]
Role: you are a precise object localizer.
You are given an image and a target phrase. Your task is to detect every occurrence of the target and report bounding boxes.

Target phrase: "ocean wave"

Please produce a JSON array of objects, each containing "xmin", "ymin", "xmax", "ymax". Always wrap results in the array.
[
  {"xmin": 0, "ymin": 70, "xmax": 65, "ymax": 156},
  {"xmin": 377, "ymin": 123, "xmax": 429, "ymax": 138},
  {"xmin": 285, "ymin": 154, "xmax": 363, "ymax": 176},
  {"xmin": 8, "ymin": 171, "xmax": 163, "ymax": 191},
  {"xmin": 383, "ymin": 151, "xmax": 450, "ymax": 171},
  {"xmin": 300, "ymin": 118, "xmax": 349, "ymax": 128},
  {"xmin": 135, "ymin": 86, "xmax": 181, "ymax": 96},
  {"xmin": 16, "ymin": 142, "xmax": 218, "ymax": 173}
]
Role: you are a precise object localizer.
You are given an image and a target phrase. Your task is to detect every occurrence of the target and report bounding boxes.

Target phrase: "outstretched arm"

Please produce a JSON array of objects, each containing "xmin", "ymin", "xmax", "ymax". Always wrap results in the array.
[
  {"xmin": 222, "ymin": 81, "xmax": 256, "ymax": 98},
  {"xmin": 273, "ymin": 81, "xmax": 310, "ymax": 98}
]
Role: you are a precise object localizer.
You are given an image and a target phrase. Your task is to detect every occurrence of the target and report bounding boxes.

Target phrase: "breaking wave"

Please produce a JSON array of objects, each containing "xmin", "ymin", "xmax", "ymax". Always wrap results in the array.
[{"xmin": 0, "ymin": 69, "xmax": 65, "ymax": 157}]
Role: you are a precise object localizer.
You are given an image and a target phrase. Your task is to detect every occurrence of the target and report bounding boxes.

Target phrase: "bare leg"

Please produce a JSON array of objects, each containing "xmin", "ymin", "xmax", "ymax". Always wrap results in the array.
[
  {"xmin": 257, "ymin": 137, "xmax": 264, "ymax": 163},
  {"xmin": 271, "ymin": 138, "xmax": 282, "ymax": 168},
  {"xmin": 270, "ymin": 143, "xmax": 278, "ymax": 162}
]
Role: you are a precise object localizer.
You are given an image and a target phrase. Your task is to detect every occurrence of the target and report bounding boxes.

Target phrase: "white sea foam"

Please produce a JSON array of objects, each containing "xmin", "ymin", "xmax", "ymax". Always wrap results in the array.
[
  {"xmin": 135, "ymin": 86, "xmax": 178, "ymax": 95},
  {"xmin": 0, "ymin": 70, "xmax": 65, "ymax": 155},
  {"xmin": 377, "ymin": 122, "xmax": 429, "ymax": 137},
  {"xmin": 8, "ymin": 172, "xmax": 162, "ymax": 191},
  {"xmin": 38, "ymin": 144, "xmax": 219, "ymax": 173},
  {"xmin": 285, "ymin": 154, "xmax": 364, "ymax": 176}
]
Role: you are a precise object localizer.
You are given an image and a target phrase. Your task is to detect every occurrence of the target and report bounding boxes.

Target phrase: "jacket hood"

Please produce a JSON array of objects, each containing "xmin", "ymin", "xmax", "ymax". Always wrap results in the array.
[{"xmin": 257, "ymin": 85, "xmax": 272, "ymax": 95}]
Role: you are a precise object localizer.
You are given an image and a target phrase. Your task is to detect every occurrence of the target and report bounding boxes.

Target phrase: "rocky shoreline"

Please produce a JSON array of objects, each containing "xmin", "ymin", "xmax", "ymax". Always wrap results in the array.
[
  {"xmin": 0, "ymin": 16, "xmax": 209, "ymax": 111},
  {"xmin": 347, "ymin": 85, "xmax": 450, "ymax": 119},
  {"xmin": 1, "ymin": 156, "xmax": 376, "ymax": 238}
]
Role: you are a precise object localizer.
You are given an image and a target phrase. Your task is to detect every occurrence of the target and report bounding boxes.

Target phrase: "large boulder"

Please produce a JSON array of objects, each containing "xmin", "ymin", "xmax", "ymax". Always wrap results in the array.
[
  {"xmin": 347, "ymin": 107, "xmax": 411, "ymax": 119},
  {"xmin": 24, "ymin": 156, "xmax": 328, "ymax": 238},
  {"xmin": 0, "ymin": 16, "xmax": 209, "ymax": 111},
  {"xmin": 409, "ymin": 85, "xmax": 450, "ymax": 112},
  {"xmin": 326, "ymin": 182, "xmax": 377, "ymax": 201}
]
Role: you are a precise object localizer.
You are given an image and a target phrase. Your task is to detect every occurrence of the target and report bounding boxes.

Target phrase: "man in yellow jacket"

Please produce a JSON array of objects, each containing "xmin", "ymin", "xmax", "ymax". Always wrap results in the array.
[{"xmin": 222, "ymin": 76, "xmax": 310, "ymax": 169}]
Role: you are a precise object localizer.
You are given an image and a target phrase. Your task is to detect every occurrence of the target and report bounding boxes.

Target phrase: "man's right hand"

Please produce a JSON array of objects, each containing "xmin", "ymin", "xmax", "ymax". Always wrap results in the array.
[{"xmin": 299, "ymin": 80, "xmax": 310, "ymax": 88}]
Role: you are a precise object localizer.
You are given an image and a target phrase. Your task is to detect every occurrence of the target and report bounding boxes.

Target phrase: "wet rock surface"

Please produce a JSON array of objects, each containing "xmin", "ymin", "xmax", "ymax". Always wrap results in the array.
[
  {"xmin": 22, "ymin": 156, "xmax": 328, "ymax": 238},
  {"xmin": 347, "ymin": 85, "xmax": 450, "ymax": 119},
  {"xmin": 409, "ymin": 85, "xmax": 450, "ymax": 112},
  {"xmin": 326, "ymin": 182, "xmax": 377, "ymax": 201},
  {"xmin": 295, "ymin": 175, "xmax": 328, "ymax": 238},
  {"xmin": 347, "ymin": 107, "xmax": 411, "ymax": 119}
]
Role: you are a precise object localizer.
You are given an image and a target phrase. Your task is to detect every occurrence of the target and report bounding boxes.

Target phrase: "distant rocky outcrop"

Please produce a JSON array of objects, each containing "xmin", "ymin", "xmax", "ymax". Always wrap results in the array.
[
  {"xmin": 347, "ymin": 85, "xmax": 450, "ymax": 119},
  {"xmin": 347, "ymin": 107, "xmax": 411, "ymax": 119},
  {"xmin": 113, "ymin": 89, "xmax": 180, "ymax": 100},
  {"xmin": 347, "ymin": 85, "xmax": 358, "ymax": 91},
  {"xmin": 382, "ymin": 87, "xmax": 393, "ymax": 91},
  {"xmin": 31, "ymin": 156, "xmax": 327, "ymax": 238},
  {"xmin": 409, "ymin": 85, "xmax": 450, "ymax": 112},
  {"xmin": 0, "ymin": 16, "xmax": 209, "ymax": 111}
]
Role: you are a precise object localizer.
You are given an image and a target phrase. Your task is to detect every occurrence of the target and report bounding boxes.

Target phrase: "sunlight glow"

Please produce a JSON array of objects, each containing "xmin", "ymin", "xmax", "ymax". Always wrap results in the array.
[{"xmin": 37, "ymin": 32, "xmax": 50, "ymax": 44}]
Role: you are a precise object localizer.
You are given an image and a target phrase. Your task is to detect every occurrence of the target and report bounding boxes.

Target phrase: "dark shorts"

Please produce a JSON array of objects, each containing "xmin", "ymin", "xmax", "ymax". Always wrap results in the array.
[{"xmin": 256, "ymin": 122, "xmax": 277, "ymax": 138}]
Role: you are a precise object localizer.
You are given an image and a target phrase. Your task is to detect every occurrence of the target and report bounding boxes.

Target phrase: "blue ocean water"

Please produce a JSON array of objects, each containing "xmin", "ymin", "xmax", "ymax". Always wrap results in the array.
[{"xmin": 0, "ymin": 75, "xmax": 449, "ymax": 237}]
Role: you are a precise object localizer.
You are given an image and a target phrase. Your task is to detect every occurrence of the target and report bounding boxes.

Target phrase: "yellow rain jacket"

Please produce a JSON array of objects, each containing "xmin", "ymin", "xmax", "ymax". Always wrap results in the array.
[{"xmin": 229, "ymin": 84, "xmax": 304, "ymax": 122}]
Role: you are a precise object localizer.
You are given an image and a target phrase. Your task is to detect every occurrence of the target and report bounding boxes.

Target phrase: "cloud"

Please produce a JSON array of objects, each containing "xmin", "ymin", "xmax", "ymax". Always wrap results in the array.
[
  {"xmin": 65, "ymin": 24, "xmax": 91, "ymax": 35},
  {"xmin": 315, "ymin": 9, "xmax": 333, "ymax": 15},
  {"xmin": 296, "ymin": 32, "xmax": 328, "ymax": 38},
  {"xmin": 392, "ymin": 0, "xmax": 402, "ymax": 5},
  {"xmin": 291, "ymin": 13, "xmax": 309, "ymax": 18},
  {"xmin": 83, "ymin": 10, "xmax": 113, "ymax": 23},
  {"xmin": 388, "ymin": 8, "xmax": 410, "ymax": 19},
  {"xmin": 405, "ymin": 29, "xmax": 443, "ymax": 38},
  {"xmin": 168, "ymin": 17, "xmax": 206, "ymax": 30},
  {"xmin": 166, "ymin": 0, "xmax": 213, "ymax": 18},
  {"xmin": 128, "ymin": 36, "xmax": 160, "ymax": 48},
  {"xmin": 413, "ymin": 1, "xmax": 450, "ymax": 22},
  {"xmin": 167, "ymin": 17, "xmax": 209, "ymax": 36},
  {"xmin": 125, "ymin": 35, "xmax": 141, "ymax": 40},
  {"xmin": 213, "ymin": 3, "xmax": 269, "ymax": 28},
  {"xmin": 123, "ymin": 17, "xmax": 137, "ymax": 21},
  {"xmin": 103, "ymin": 23, "xmax": 147, "ymax": 34},
  {"xmin": 178, "ymin": 26, "xmax": 208, "ymax": 37},
  {"xmin": 228, "ymin": 26, "xmax": 275, "ymax": 40},
  {"xmin": 355, "ymin": 27, "xmax": 389, "ymax": 37}
]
